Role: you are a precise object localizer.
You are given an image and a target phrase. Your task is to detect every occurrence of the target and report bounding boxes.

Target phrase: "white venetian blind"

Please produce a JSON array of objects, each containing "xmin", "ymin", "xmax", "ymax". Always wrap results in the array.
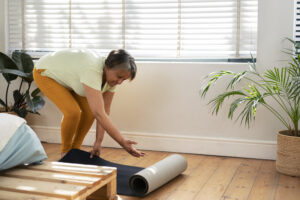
[{"xmin": 7, "ymin": 0, "xmax": 258, "ymax": 60}]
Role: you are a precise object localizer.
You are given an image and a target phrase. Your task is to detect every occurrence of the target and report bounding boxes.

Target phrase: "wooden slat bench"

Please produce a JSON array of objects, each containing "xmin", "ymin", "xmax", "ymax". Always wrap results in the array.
[{"xmin": 0, "ymin": 162, "xmax": 117, "ymax": 200}]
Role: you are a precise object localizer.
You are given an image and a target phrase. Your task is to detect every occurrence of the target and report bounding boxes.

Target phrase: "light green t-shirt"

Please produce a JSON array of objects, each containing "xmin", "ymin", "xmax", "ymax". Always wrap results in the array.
[{"xmin": 35, "ymin": 49, "xmax": 116, "ymax": 96}]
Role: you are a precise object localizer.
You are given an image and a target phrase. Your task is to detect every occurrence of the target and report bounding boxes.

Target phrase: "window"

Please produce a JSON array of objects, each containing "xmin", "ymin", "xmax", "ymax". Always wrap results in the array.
[
  {"xmin": 7, "ymin": 0, "xmax": 258, "ymax": 61},
  {"xmin": 295, "ymin": 0, "xmax": 300, "ymax": 43}
]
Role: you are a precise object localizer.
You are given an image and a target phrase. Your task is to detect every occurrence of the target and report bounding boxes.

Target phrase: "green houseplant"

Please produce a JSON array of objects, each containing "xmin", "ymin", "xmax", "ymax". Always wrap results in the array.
[
  {"xmin": 200, "ymin": 39, "xmax": 300, "ymax": 176},
  {"xmin": 0, "ymin": 51, "xmax": 45, "ymax": 118}
]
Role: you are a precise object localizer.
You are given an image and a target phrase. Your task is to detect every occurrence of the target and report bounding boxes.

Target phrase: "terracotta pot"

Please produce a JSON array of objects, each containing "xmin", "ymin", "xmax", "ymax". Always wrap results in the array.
[{"xmin": 276, "ymin": 130, "xmax": 300, "ymax": 176}]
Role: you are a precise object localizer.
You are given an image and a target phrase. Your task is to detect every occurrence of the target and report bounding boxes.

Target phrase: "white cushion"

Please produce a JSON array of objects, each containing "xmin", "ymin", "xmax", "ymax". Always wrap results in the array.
[{"xmin": 0, "ymin": 113, "xmax": 26, "ymax": 152}]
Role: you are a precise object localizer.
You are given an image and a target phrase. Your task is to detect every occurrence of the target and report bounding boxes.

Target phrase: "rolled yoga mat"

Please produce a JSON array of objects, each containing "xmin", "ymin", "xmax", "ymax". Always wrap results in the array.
[
  {"xmin": 129, "ymin": 154, "xmax": 187, "ymax": 196},
  {"xmin": 59, "ymin": 149, "xmax": 187, "ymax": 197}
]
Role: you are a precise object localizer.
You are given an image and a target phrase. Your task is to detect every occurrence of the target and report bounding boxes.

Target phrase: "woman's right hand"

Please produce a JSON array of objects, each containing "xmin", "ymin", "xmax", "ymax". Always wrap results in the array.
[{"xmin": 122, "ymin": 140, "xmax": 145, "ymax": 157}]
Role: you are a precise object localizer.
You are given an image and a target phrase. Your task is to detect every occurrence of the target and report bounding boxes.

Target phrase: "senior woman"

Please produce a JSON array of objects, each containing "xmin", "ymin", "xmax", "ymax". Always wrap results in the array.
[{"xmin": 33, "ymin": 49, "xmax": 144, "ymax": 158}]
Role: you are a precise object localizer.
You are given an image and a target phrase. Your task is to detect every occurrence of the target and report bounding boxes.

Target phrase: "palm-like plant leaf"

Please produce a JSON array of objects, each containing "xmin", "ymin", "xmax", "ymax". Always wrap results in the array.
[
  {"xmin": 249, "ymin": 54, "xmax": 257, "ymax": 73},
  {"xmin": 208, "ymin": 90, "xmax": 246, "ymax": 115},
  {"xmin": 264, "ymin": 67, "xmax": 295, "ymax": 100},
  {"xmin": 285, "ymin": 38, "xmax": 300, "ymax": 55},
  {"xmin": 287, "ymin": 56, "xmax": 300, "ymax": 101},
  {"xmin": 207, "ymin": 85, "xmax": 266, "ymax": 128},
  {"xmin": 237, "ymin": 100, "xmax": 257, "ymax": 128},
  {"xmin": 235, "ymin": 85, "xmax": 265, "ymax": 127},
  {"xmin": 228, "ymin": 97, "xmax": 248, "ymax": 119},
  {"xmin": 201, "ymin": 70, "xmax": 235, "ymax": 97},
  {"xmin": 226, "ymin": 71, "xmax": 247, "ymax": 89},
  {"xmin": 201, "ymin": 38, "xmax": 299, "ymax": 136},
  {"xmin": 291, "ymin": 77, "xmax": 300, "ymax": 100}
]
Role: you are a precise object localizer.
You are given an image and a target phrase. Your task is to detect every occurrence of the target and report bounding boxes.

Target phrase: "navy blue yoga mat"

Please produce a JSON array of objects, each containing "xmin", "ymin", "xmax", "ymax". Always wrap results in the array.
[{"xmin": 59, "ymin": 149, "xmax": 144, "ymax": 196}]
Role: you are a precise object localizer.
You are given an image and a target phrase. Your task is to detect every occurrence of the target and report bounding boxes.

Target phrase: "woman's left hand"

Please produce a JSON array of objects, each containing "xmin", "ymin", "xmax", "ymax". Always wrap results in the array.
[{"xmin": 122, "ymin": 139, "xmax": 145, "ymax": 157}]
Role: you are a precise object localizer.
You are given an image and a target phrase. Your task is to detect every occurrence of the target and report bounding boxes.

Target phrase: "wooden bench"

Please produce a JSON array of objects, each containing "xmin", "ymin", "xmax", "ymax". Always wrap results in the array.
[{"xmin": 0, "ymin": 161, "xmax": 117, "ymax": 200}]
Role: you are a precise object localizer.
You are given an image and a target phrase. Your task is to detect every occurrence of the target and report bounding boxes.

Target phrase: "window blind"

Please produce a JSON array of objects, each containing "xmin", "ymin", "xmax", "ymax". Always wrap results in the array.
[
  {"xmin": 295, "ymin": 0, "xmax": 300, "ymax": 43},
  {"xmin": 7, "ymin": 0, "xmax": 258, "ymax": 60}
]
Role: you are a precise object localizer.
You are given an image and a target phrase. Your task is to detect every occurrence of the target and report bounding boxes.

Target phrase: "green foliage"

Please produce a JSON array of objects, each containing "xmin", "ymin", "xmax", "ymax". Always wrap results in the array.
[
  {"xmin": 200, "ymin": 39, "xmax": 300, "ymax": 137},
  {"xmin": 0, "ymin": 51, "xmax": 45, "ymax": 118},
  {"xmin": 0, "ymin": 52, "xmax": 18, "ymax": 82}
]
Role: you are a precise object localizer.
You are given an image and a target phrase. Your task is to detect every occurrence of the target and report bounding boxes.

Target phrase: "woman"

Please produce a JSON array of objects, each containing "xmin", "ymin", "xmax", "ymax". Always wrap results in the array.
[{"xmin": 33, "ymin": 49, "xmax": 144, "ymax": 158}]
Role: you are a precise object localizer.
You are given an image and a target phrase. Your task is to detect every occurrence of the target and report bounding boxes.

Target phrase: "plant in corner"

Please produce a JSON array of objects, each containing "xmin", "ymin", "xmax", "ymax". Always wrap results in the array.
[
  {"xmin": 200, "ymin": 39, "xmax": 300, "ymax": 176},
  {"xmin": 0, "ymin": 50, "xmax": 45, "ymax": 118}
]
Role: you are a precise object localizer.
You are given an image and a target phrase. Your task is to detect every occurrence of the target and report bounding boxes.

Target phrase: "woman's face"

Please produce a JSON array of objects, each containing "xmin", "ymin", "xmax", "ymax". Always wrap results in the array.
[{"xmin": 105, "ymin": 64, "xmax": 131, "ymax": 87}]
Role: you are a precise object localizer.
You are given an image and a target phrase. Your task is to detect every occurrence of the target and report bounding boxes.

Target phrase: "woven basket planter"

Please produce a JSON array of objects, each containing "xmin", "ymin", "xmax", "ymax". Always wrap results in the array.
[{"xmin": 276, "ymin": 131, "xmax": 300, "ymax": 177}]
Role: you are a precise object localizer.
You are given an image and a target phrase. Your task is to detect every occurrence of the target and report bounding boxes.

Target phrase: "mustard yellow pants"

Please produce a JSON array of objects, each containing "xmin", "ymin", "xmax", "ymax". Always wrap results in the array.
[{"xmin": 33, "ymin": 68, "xmax": 95, "ymax": 153}]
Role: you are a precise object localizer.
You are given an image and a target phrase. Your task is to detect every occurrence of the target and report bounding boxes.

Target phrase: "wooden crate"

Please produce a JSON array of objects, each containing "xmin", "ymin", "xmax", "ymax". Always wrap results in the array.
[{"xmin": 0, "ymin": 161, "xmax": 117, "ymax": 200}]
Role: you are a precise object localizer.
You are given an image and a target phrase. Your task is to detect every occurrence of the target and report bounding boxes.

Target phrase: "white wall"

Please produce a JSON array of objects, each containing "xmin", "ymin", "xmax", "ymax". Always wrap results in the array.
[
  {"xmin": 0, "ymin": 0, "xmax": 6, "ymax": 104},
  {"xmin": 0, "ymin": 0, "xmax": 295, "ymax": 159},
  {"xmin": 0, "ymin": 0, "xmax": 5, "ymax": 52}
]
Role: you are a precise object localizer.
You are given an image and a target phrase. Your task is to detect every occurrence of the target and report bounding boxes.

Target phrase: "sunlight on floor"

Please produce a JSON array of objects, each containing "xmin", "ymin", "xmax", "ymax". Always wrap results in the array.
[{"xmin": 16, "ymin": 186, "xmax": 35, "ymax": 191}]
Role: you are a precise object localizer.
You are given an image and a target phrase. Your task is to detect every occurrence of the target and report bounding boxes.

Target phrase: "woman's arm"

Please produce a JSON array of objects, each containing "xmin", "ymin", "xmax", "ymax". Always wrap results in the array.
[
  {"xmin": 90, "ymin": 92, "xmax": 114, "ymax": 157},
  {"xmin": 95, "ymin": 91, "xmax": 114, "ymax": 144},
  {"xmin": 103, "ymin": 91, "xmax": 114, "ymax": 114},
  {"xmin": 83, "ymin": 84, "xmax": 144, "ymax": 157}
]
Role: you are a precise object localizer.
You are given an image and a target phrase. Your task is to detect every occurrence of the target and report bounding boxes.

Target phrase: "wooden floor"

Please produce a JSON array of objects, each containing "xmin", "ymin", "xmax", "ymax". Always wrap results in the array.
[{"xmin": 43, "ymin": 143, "xmax": 300, "ymax": 200}]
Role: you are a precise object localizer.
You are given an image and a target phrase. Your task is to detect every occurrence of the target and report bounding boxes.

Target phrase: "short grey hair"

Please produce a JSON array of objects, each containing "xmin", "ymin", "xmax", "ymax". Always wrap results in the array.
[{"xmin": 104, "ymin": 49, "xmax": 137, "ymax": 80}]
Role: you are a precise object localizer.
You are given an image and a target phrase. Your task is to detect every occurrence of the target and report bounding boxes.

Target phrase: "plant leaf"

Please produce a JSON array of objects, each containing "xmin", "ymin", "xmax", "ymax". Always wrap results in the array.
[
  {"xmin": 31, "ymin": 88, "xmax": 41, "ymax": 97},
  {"xmin": 0, "ymin": 69, "xmax": 30, "ymax": 78},
  {"xmin": 12, "ymin": 51, "xmax": 34, "ymax": 82},
  {"xmin": 25, "ymin": 91, "xmax": 35, "ymax": 112},
  {"xmin": 226, "ymin": 71, "xmax": 247, "ymax": 89},
  {"xmin": 20, "ymin": 52, "xmax": 34, "ymax": 73},
  {"xmin": 248, "ymin": 54, "xmax": 257, "ymax": 73},
  {"xmin": 13, "ymin": 107, "xmax": 28, "ymax": 118},
  {"xmin": 208, "ymin": 90, "xmax": 246, "ymax": 115},
  {"xmin": 26, "ymin": 91, "xmax": 45, "ymax": 113},
  {"xmin": 31, "ymin": 96, "xmax": 45, "ymax": 111},
  {"xmin": 12, "ymin": 51, "xmax": 24, "ymax": 71},
  {"xmin": 228, "ymin": 98, "xmax": 247, "ymax": 119},
  {"xmin": 13, "ymin": 90, "xmax": 24, "ymax": 105},
  {"xmin": 0, "ymin": 98, "xmax": 6, "ymax": 107},
  {"xmin": 0, "ymin": 52, "xmax": 18, "ymax": 82},
  {"xmin": 200, "ymin": 70, "xmax": 235, "ymax": 97}
]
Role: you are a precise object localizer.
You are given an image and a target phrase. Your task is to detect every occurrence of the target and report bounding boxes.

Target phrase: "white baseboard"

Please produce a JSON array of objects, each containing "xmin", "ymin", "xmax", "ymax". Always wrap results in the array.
[{"xmin": 31, "ymin": 125, "xmax": 277, "ymax": 160}]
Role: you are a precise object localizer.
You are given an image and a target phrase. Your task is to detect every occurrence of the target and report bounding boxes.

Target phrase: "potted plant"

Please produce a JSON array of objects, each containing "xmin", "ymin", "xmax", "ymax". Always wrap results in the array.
[
  {"xmin": 200, "ymin": 39, "xmax": 300, "ymax": 176},
  {"xmin": 0, "ymin": 51, "xmax": 45, "ymax": 118}
]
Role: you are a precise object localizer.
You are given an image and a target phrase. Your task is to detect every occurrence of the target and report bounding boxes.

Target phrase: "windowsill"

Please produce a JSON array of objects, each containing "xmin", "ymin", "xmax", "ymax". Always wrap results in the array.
[
  {"xmin": 135, "ymin": 58, "xmax": 256, "ymax": 64},
  {"xmin": 20, "ymin": 50, "xmax": 256, "ymax": 65},
  {"xmin": 135, "ymin": 61, "xmax": 251, "ymax": 68}
]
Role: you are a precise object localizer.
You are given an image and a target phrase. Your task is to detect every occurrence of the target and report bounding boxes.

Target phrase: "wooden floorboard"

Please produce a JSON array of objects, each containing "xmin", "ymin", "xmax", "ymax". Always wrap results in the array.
[{"xmin": 42, "ymin": 143, "xmax": 300, "ymax": 200}]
